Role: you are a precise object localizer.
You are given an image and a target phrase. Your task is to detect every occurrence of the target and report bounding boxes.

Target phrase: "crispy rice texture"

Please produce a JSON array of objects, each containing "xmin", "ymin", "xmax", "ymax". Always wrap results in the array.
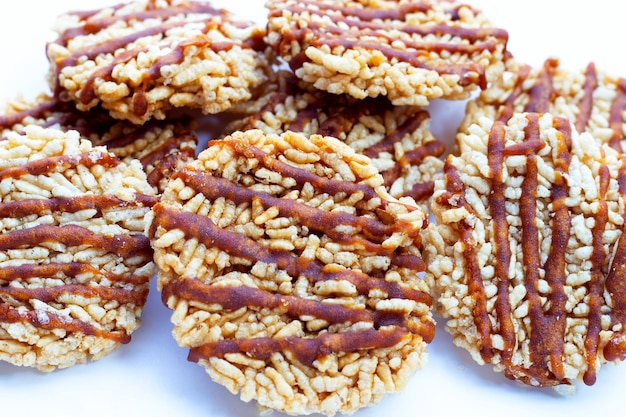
[{"xmin": 149, "ymin": 129, "xmax": 434, "ymax": 415}]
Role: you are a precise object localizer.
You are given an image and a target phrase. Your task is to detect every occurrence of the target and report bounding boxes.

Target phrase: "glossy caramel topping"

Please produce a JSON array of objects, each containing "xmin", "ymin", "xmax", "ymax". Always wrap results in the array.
[
  {"xmin": 438, "ymin": 113, "xmax": 625, "ymax": 386},
  {"xmin": 603, "ymin": 162, "xmax": 626, "ymax": 363},
  {"xmin": 576, "ymin": 63, "xmax": 599, "ymax": 133},
  {"xmin": 0, "ymin": 283, "xmax": 147, "ymax": 306},
  {"xmin": 439, "ymin": 159, "xmax": 493, "ymax": 361},
  {"xmin": 225, "ymin": 139, "xmax": 382, "ymax": 204},
  {"xmin": 162, "ymin": 278, "xmax": 415, "ymax": 331},
  {"xmin": 486, "ymin": 121, "xmax": 516, "ymax": 365},
  {"xmin": 0, "ymin": 100, "xmax": 60, "ymax": 130},
  {"xmin": 609, "ymin": 79, "xmax": 626, "ymax": 151}
]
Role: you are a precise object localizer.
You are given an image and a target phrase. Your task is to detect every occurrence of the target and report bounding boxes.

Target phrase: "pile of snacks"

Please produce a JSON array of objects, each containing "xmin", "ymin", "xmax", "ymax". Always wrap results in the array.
[{"xmin": 1, "ymin": 0, "xmax": 625, "ymax": 415}]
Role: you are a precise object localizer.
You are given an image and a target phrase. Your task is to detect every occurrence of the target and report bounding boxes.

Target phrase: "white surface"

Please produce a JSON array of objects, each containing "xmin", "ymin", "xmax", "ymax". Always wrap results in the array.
[{"xmin": 0, "ymin": 1, "xmax": 624, "ymax": 416}]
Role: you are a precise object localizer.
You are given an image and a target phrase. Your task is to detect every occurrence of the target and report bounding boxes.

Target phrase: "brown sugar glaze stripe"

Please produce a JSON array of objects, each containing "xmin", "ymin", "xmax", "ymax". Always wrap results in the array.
[
  {"xmin": 0, "ymin": 303, "xmax": 130, "ymax": 344},
  {"xmin": 151, "ymin": 205, "xmax": 429, "ymax": 303},
  {"xmin": 54, "ymin": 2, "xmax": 224, "ymax": 47},
  {"xmin": 608, "ymin": 79, "xmax": 626, "ymax": 151},
  {"xmin": 162, "ymin": 278, "xmax": 422, "ymax": 330},
  {"xmin": 584, "ymin": 163, "xmax": 610, "ymax": 385},
  {"xmin": 0, "ymin": 149, "xmax": 120, "ymax": 180},
  {"xmin": 226, "ymin": 139, "xmax": 377, "ymax": 203},
  {"xmin": 0, "ymin": 284, "xmax": 147, "ymax": 307},
  {"xmin": 0, "ymin": 262, "xmax": 150, "ymax": 286},
  {"xmin": 292, "ymin": 99, "xmax": 446, "ymax": 199},
  {"xmin": 0, "ymin": 194, "xmax": 157, "ymax": 219},
  {"xmin": 486, "ymin": 120, "xmax": 517, "ymax": 367},
  {"xmin": 188, "ymin": 327, "xmax": 412, "ymax": 368},
  {"xmin": 0, "ymin": 224, "xmax": 152, "ymax": 260},
  {"xmin": 175, "ymin": 169, "xmax": 423, "ymax": 270},
  {"xmin": 438, "ymin": 159, "xmax": 493, "ymax": 361}
]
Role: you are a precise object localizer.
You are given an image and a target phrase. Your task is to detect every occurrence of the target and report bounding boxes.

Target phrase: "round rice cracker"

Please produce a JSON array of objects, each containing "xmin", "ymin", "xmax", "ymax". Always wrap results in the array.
[
  {"xmin": 46, "ymin": 0, "xmax": 272, "ymax": 125},
  {"xmin": 422, "ymin": 112, "xmax": 626, "ymax": 391},
  {"xmin": 149, "ymin": 129, "xmax": 435, "ymax": 415},
  {"xmin": 265, "ymin": 0, "xmax": 509, "ymax": 106},
  {"xmin": 0, "ymin": 125, "xmax": 157, "ymax": 372}
]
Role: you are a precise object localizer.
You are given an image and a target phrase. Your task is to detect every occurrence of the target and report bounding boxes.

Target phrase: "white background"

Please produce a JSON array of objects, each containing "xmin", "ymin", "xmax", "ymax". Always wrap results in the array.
[{"xmin": 0, "ymin": 1, "xmax": 625, "ymax": 416}]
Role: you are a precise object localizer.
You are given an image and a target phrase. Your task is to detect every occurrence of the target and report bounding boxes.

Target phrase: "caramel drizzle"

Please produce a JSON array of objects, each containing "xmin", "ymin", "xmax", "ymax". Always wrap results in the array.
[
  {"xmin": 0, "ymin": 194, "xmax": 156, "ymax": 219},
  {"xmin": 0, "ymin": 303, "xmax": 130, "ymax": 344},
  {"xmin": 0, "ymin": 262, "xmax": 149, "ymax": 286},
  {"xmin": 274, "ymin": 1, "xmax": 507, "ymax": 88},
  {"xmin": 54, "ymin": 3, "xmax": 244, "ymax": 116},
  {"xmin": 486, "ymin": 121, "xmax": 517, "ymax": 365},
  {"xmin": 269, "ymin": 0, "xmax": 432, "ymax": 22},
  {"xmin": 524, "ymin": 58, "xmax": 559, "ymax": 114},
  {"xmin": 175, "ymin": 168, "xmax": 423, "ymax": 270},
  {"xmin": 527, "ymin": 115, "xmax": 572, "ymax": 384},
  {"xmin": 0, "ymin": 150, "xmax": 120, "ymax": 180},
  {"xmin": 162, "ymin": 278, "xmax": 427, "ymax": 332},
  {"xmin": 299, "ymin": 99, "xmax": 446, "ymax": 189},
  {"xmin": 242, "ymin": 89, "xmax": 444, "ymax": 202},
  {"xmin": 224, "ymin": 139, "xmax": 383, "ymax": 204},
  {"xmin": 0, "ymin": 283, "xmax": 147, "ymax": 306},
  {"xmin": 583, "ymin": 163, "xmax": 610, "ymax": 385},
  {"xmin": 138, "ymin": 132, "xmax": 196, "ymax": 170},
  {"xmin": 188, "ymin": 326, "xmax": 411, "ymax": 367},
  {"xmin": 77, "ymin": 35, "xmax": 236, "ymax": 112},
  {"xmin": 151, "ymin": 204, "xmax": 430, "ymax": 304},
  {"xmin": 603, "ymin": 159, "xmax": 626, "ymax": 362},
  {"xmin": 608, "ymin": 78, "xmax": 626, "ymax": 152},
  {"xmin": 0, "ymin": 99, "xmax": 61, "ymax": 130},
  {"xmin": 55, "ymin": 2, "xmax": 224, "ymax": 47},
  {"xmin": 441, "ymin": 114, "xmax": 619, "ymax": 386},
  {"xmin": 496, "ymin": 64, "xmax": 532, "ymax": 123},
  {"xmin": 575, "ymin": 63, "xmax": 599, "ymax": 133},
  {"xmin": 381, "ymin": 140, "xmax": 447, "ymax": 188},
  {"xmin": 439, "ymin": 159, "xmax": 493, "ymax": 360},
  {"xmin": 154, "ymin": 199, "xmax": 434, "ymax": 365},
  {"xmin": 0, "ymin": 224, "xmax": 152, "ymax": 261}
]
